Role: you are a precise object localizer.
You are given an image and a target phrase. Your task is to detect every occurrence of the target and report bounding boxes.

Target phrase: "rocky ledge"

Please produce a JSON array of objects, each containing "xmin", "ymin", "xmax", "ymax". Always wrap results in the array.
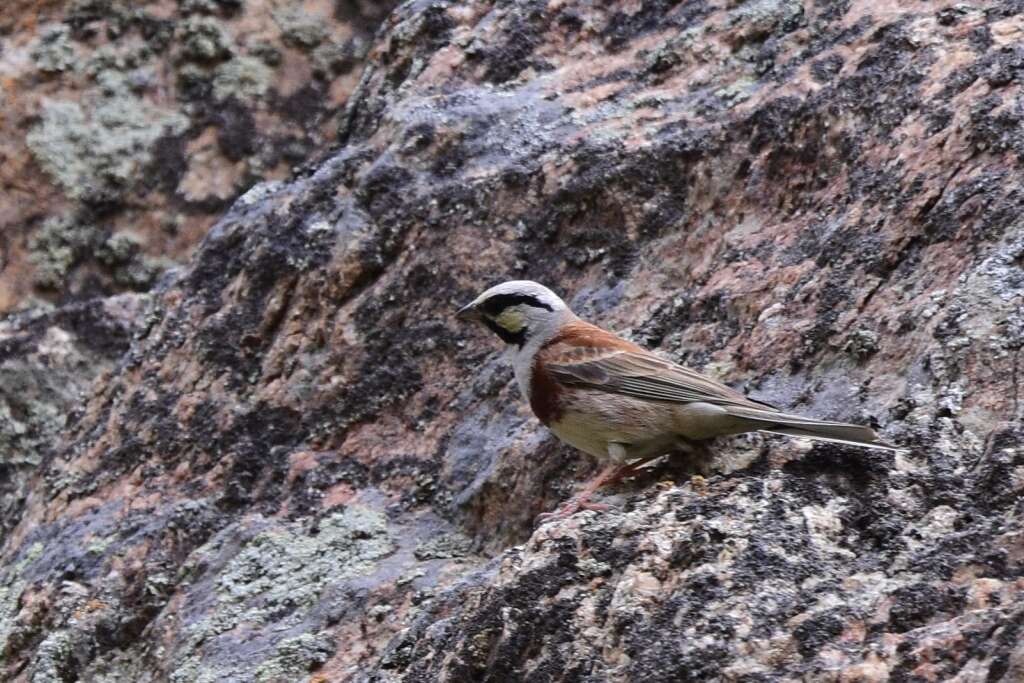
[{"xmin": 1, "ymin": 0, "xmax": 1023, "ymax": 681}]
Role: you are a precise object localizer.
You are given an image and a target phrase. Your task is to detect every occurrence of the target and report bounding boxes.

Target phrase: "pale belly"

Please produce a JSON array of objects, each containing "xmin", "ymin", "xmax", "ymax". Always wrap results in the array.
[{"xmin": 546, "ymin": 400, "xmax": 681, "ymax": 463}]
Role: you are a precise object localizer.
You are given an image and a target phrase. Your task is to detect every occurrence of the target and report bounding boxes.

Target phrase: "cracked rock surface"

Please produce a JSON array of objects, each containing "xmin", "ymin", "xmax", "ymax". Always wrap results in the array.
[{"xmin": 2, "ymin": 0, "xmax": 1024, "ymax": 681}]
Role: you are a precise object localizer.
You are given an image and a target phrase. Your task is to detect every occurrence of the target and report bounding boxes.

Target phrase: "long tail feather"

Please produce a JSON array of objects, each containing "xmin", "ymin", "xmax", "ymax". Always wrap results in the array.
[
  {"xmin": 725, "ymin": 407, "xmax": 900, "ymax": 451},
  {"xmin": 758, "ymin": 426, "xmax": 899, "ymax": 451}
]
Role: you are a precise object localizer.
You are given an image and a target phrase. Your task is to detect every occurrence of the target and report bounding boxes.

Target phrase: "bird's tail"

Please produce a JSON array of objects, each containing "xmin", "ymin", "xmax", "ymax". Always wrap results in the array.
[{"xmin": 725, "ymin": 407, "xmax": 899, "ymax": 451}]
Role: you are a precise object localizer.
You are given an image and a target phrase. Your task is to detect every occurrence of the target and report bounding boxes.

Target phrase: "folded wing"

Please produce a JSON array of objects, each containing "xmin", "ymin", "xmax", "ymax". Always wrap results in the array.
[
  {"xmin": 545, "ymin": 347, "xmax": 898, "ymax": 451},
  {"xmin": 545, "ymin": 348, "xmax": 777, "ymax": 412}
]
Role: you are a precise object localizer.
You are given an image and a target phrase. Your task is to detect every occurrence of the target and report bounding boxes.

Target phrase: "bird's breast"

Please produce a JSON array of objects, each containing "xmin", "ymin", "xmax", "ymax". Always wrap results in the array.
[{"xmin": 527, "ymin": 359, "xmax": 564, "ymax": 425}]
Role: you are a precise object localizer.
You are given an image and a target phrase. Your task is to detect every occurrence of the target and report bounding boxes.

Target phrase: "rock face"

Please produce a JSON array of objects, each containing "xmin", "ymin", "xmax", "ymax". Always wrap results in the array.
[
  {"xmin": 0, "ymin": 293, "xmax": 146, "ymax": 539},
  {"xmin": 2, "ymin": 0, "xmax": 1024, "ymax": 681},
  {"xmin": 0, "ymin": 0, "xmax": 397, "ymax": 311}
]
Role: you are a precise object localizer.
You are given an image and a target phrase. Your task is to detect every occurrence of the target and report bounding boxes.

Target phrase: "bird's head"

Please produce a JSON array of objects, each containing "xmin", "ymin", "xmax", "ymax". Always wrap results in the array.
[{"xmin": 456, "ymin": 280, "xmax": 572, "ymax": 348}]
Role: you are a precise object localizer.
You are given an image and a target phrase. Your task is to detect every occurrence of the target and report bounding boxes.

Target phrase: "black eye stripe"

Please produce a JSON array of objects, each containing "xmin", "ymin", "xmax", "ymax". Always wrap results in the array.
[{"xmin": 480, "ymin": 293, "xmax": 554, "ymax": 316}]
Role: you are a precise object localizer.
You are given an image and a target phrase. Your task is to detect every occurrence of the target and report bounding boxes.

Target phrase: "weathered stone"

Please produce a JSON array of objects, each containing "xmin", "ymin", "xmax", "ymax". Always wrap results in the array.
[
  {"xmin": 0, "ymin": 293, "xmax": 148, "ymax": 539},
  {"xmin": 0, "ymin": 0, "xmax": 1022, "ymax": 681},
  {"xmin": 0, "ymin": 0, "xmax": 400, "ymax": 311}
]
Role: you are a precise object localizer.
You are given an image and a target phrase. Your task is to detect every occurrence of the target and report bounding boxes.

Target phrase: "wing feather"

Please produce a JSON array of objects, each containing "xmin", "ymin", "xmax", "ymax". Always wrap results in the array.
[{"xmin": 545, "ymin": 348, "xmax": 777, "ymax": 411}]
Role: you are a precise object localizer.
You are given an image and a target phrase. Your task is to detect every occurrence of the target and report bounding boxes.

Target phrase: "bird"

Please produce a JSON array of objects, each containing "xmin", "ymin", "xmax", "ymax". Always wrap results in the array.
[{"xmin": 456, "ymin": 280, "xmax": 898, "ymax": 521}]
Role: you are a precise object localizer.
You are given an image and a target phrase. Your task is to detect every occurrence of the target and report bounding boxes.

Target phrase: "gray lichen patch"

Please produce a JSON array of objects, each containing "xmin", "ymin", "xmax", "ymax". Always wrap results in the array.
[
  {"xmin": 27, "ymin": 214, "xmax": 98, "ymax": 289},
  {"xmin": 844, "ymin": 328, "xmax": 881, "ymax": 361},
  {"xmin": 0, "ymin": 543, "xmax": 44, "ymax": 662},
  {"xmin": 179, "ymin": 16, "xmax": 235, "ymax": 63},
  {"xmin": 85, "ymin": 44, "xmax": 152, "ymax": 83},
  {"xmin": 169, "ymin": 507, "xmax": 393, "ymax": 682},
  {"xmin": 96, "ymin": 231, "xmax": 143, "ymax": 267},
  {"xmin": 0, "ymin": 581, "xmax": 27, "ymax": 660},
  {"xmin": 273, "ymin": 7, "xmax": 328, "ymax": 51},
  {"xmin": 26, "ymin": 95, "xmax": 188, "ymax": 204},
  {"xmin": 212, "ymin": 55, "xmax": 273, "ymax": 102},
  {"xmin": 0, "ymin": 326, "xmax": 87, "ymax": 466},
  {"xmin": 253, "ymin": 633, "xmax": 335, "ymax": 683},
  {"xmin": 724, "ymin": 0, "xmax": 805, "ymax": 49},
  {"xmin": 214, "ymin": 508, "xmax": 392, "ymax": 619},
  {"xmin": 29, "ymin": 631, "xmax": 74, "ymax": 683},
  {"xmin": 414, "ymin": 531, "xmax": 474, "ymax": 560},
  {"xmin": 31, "ymin": 26, "xmax": 77, "ymax": 74},
  {"xmin": 311, "ymin": 40, "xmax": 363, "ymax": 78},
  {"xmin": 97, "ymin": 232, "xmax": 169, "ymax": 290}
]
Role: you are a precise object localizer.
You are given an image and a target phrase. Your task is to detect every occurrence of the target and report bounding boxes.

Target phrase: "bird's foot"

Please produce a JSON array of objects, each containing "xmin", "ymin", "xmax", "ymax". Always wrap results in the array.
[
  {"xmin": 535, "ymin": 461, "xmax": 645, "ymax": 526},
  {"xmin": 535, "ymin": 497, "xmax": 610, "ymax": 525}
]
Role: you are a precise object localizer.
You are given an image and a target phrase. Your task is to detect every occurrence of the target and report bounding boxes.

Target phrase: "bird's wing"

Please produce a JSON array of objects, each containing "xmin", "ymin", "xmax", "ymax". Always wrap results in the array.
[{"xmin": 544, "ymin": 346, "xmax": 778, "ymax": 411}]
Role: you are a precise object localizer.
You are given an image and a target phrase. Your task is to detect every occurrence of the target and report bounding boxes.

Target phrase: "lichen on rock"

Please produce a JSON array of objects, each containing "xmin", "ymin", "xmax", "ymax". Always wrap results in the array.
[
  {"xmin": 179, "ymin": 15, "xmax": 235, "ymax": 63},
  {"xmin": 212, "ymin": 55, "xmax": 273, "ymax": 102},
  {"xmin": 253, "ymin": 633, "xmax": 336, "ymax": 683},
  {"xmin": 3, "ymin": 0, "xmax": 399, "ymax": 310},
  {"xmin": 31, "ymin": 26, "xmax": 78, "ymax": 74},
  {"xmin": 27, "ymin": 95, "xmax": 188, "ymax": 203},
  {"xmin": 27, "ymin": 214, "xmax": 98, "ymax": 289},
  {"xmin": 273, "ymin": 7, "xmax": 328, "ymax": 51},
  {"xmin": 2, "ymin": 0, "xmax": 1024, "ymax": 681},
  {"xmin": 168, "ymin": 508, "xmax": 393, "ymax": 681}
]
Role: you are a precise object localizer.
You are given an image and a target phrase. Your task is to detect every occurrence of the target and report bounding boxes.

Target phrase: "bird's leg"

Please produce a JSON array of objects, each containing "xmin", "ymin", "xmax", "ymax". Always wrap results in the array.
[
  {"xmin": 598, "ymin": 443, "xmax": 667, "ymax": 487},
  {"xmin": 536, "ymin": 463, "xmax": 620, "ymax": 524},
  {"xmin": 604, "ymin": 454, "xmax": 664, "ymax": 484},
  {"xmin": 536, "ymin": 451, "xmax": 664, "ymax": 524}
]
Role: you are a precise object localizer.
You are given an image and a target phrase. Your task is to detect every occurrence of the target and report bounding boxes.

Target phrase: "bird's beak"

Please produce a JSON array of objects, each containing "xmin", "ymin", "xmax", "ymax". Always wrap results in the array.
[{"xmin": 456, "ymin": 302, "xmax": 482, "ymax": 322}]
